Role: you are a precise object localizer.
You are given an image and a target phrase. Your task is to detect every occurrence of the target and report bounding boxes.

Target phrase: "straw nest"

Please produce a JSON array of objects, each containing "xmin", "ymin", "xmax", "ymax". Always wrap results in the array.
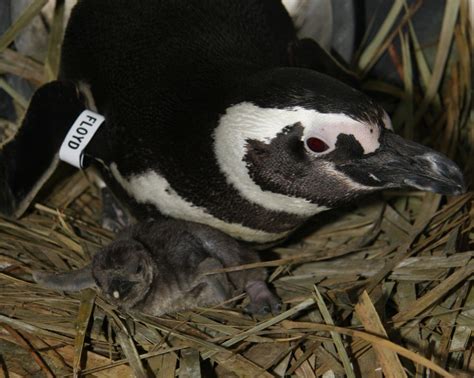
[{"xmin": 0, "ymin": 1, "xmax": 472, "ymax": 377}]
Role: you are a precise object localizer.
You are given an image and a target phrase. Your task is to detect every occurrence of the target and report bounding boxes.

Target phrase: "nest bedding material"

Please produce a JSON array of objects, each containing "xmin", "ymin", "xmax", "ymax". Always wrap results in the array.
[{"xmin": 0, "ymin": 0, "xmax": 473, "ymax": 376}]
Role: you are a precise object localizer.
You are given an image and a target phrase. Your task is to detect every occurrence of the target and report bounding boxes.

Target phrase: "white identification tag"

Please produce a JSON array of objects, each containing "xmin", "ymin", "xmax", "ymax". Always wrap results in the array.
[{"xmin": 59, "ymin": 110, "xmax": 105, "ymax": 168}]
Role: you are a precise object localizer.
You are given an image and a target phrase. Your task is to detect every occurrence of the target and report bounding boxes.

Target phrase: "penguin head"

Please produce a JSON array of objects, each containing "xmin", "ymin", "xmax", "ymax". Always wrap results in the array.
[
  {"xmin": 214, "ymin": 68, "xmax": 465, "ymax": 213},
  {"xmin": 93, "ymin": 239, "xmax": 154, "ymax": 309}
]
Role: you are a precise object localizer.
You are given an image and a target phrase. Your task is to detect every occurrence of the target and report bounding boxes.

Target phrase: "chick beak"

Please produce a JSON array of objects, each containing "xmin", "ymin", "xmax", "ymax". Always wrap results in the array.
[{"xmin": 342, "ymin": 131, "xmax": 467, "ymax": 196}]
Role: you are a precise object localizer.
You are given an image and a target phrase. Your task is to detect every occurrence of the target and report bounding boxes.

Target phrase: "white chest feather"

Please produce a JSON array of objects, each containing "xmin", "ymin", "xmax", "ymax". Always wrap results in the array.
[{"xmin": 110, "ymin": 163, "xmax": 291, "ymax": 243}]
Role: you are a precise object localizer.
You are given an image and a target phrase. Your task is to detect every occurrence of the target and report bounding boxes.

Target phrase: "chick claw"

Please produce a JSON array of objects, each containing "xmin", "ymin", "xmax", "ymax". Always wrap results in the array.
[{"xmin": 244, "ymin": 280, "xmax": 281, "ymax": 315}]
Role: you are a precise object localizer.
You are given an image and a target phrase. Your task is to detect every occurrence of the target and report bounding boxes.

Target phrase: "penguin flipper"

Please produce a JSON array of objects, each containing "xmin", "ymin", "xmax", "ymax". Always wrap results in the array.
[
  {"xmin": 0, "ymin": 80, "xmax": 85, "ymax": 217},
  {"xmin": 33, "ymin": 265, "xmax": 95, "ymax": 291},
  {"xmin": 288, "ymin": 38, "xmax": 360, "ymax": 88}
]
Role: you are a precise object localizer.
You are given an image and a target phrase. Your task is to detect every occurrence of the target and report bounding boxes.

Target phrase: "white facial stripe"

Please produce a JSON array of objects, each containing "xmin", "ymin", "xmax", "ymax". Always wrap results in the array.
[
  {"xmin": 214, "ymin": 102, "xmax": 380, "ymax": 215},
  {"xmin": 110, "ymin": 163, "xmax": 290, "ymax": 243},
  {"xmin": 302, "ymin": 112, "xmax": 381, "ymax": 154},
  {"xmin": 214, "ymin": 103, "xmax": 326, "ymax": 216}
]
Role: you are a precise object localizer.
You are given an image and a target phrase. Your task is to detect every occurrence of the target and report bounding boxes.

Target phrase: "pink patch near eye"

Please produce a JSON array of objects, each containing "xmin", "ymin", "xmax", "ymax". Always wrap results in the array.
[{"xmin": 306, "ymin": 137, "xmax": 329, "ymax": 153}]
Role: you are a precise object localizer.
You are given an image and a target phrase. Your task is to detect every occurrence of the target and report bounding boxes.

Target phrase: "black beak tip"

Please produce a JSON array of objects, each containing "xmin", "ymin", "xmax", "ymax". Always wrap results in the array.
[
  {"xmin": 448, "ymin": 180, "xmax": 467, "ymax": 196},
  {"xmin": 402, "ymin": 179, "xmax": 467, "ymax": 196},
  {"xmin": 456, "ymin": 177, "xmax": 467, "ymax": 193},
  {"xmin": 437, "ymin": 162, "xmax": 467, "ymax": 196},
  {"xmin": 403, "ymin": 158, "xmax": 467, "ymax": 196},
  {"xmin": 436, "ymin": 182, "xmax": 467, "ymax": 196}
]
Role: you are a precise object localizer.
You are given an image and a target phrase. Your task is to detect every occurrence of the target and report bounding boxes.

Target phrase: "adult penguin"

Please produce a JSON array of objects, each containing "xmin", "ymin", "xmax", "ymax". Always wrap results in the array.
[{"xmin": 0, "ymin": 0, "xmax": 465, "ymax": 244}]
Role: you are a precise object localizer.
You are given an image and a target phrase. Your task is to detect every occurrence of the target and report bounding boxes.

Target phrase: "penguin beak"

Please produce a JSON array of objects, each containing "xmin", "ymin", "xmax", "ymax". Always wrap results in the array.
[
  {"xmin": 341, "ymin": 132, "xmax": 467, "ymax": 196},
  {"xmin": 110, "ymin": 278, "xmax": 137, "ymax": 297}
]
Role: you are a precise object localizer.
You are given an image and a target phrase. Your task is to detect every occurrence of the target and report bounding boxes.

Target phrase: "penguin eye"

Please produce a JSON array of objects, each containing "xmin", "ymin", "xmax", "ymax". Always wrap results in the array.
[{"xmin": 306, "ymin": 137, "xmax": 329, "ymax": 153}]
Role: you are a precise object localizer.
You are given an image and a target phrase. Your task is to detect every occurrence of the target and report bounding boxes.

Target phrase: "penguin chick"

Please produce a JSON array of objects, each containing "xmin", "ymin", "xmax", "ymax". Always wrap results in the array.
[{"xmin": 33, "ymin": 220, "xmax": 281, "ymax": 316}]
